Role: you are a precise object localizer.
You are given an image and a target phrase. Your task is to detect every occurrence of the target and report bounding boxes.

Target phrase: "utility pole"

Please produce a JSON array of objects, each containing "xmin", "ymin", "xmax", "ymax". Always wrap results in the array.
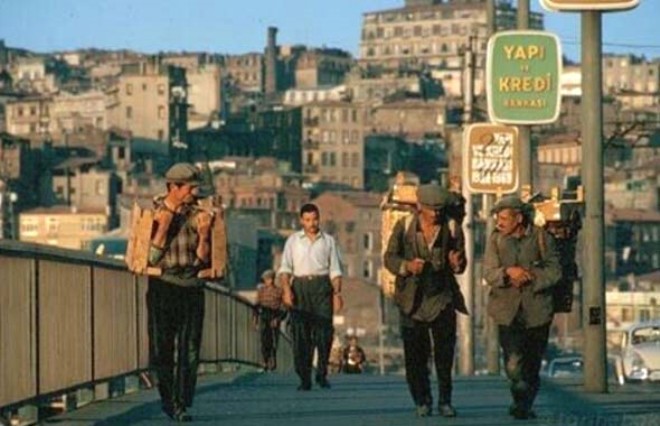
[
  {"xmin": 458, "ymin": 36, "xmax": 475, "ymax": 376},
  {"xmin": 485, "ymin": 0, "xmax": 500, "ymax": 376},
  {"xmin": 517, "ymin": 0, "xmax": 532, "ymax": 192},
  {"xmin": 581, "ymin": 10, "xmax": 608, "ymax": 393}
]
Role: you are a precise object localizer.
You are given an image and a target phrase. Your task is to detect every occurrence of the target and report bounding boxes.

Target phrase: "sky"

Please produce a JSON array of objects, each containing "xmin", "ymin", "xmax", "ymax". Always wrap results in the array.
[{"xmin": 1, "ymin": 0, "xmax": 659, "ymax": 62}]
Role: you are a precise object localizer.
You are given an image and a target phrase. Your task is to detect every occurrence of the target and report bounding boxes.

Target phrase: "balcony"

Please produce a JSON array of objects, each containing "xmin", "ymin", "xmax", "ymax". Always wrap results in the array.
[{"xmin": 303, "ymin": 164, "xmax": 319, "ymax": 173}]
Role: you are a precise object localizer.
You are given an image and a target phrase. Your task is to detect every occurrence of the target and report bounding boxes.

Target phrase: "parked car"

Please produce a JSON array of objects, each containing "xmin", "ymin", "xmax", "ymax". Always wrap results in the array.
[
  {"xmin": 545, "ymin": 354, "xmax": 625, "ymax": 385},
  {"xmin": 547, "ymin": 356, "xmax": 584, "ymax": 379},
  {"xmin": 620, "ymin": 320, "xmax": 660, "ymax": 383}
]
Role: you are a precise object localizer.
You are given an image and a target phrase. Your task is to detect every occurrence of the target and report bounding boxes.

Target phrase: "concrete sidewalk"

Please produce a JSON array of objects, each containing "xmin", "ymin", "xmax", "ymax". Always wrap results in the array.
[{"xmin": 44, "ymin": 372, "xmax": 660, "ymax": 425}]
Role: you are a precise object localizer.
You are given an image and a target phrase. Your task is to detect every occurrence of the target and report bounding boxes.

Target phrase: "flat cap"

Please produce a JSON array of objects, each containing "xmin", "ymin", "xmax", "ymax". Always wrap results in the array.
[
  {"xmin": 261, "ymin": 269, "xmax": 275, "ymax": 280},
  {"xmin": 165, "ymin": 163, "xmax": 200, "ymax": 185},
  {"xmin": 417, "ymin": 184, "xmax": 450, "ymax": 209},
  {"xmin": 491, "ymin": 196, "xmax": 529, "ymax": 215}
]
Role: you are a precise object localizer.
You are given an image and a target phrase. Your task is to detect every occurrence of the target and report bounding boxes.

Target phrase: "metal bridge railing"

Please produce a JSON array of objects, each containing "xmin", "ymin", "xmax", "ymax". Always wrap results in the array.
[{"xmin": 0, "ymin": 240, "xmax": 292, "ymax": 419}]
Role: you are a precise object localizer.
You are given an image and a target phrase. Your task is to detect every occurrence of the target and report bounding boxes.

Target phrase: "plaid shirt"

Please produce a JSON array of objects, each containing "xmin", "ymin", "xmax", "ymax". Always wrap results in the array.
[
  {"xmin": 256, "ymin": 284, "xmax": 283, "ymax": 310},
  {"xmin": 149, "ymin": 196, "xmax": 208, "ymax": 286}
]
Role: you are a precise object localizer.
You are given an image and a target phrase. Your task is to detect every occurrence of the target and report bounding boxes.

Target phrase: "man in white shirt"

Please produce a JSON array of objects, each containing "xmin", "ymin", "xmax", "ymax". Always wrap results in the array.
[{"xmin": 279, "ymin": 203, "xmax": 343, "ymax": 391}]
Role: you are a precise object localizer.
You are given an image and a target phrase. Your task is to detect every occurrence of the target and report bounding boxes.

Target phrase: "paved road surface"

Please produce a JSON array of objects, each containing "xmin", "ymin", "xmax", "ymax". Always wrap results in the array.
[{"xmin": 45, "ymin": 371, "xmax": 660, "ymax": 425}]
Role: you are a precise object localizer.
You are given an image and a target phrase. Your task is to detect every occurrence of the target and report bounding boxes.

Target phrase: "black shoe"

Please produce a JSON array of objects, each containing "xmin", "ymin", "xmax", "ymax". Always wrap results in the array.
[
  {"xmin": 438, "ymin": 403, "xmax": 457, "ymax": 417},
  {"xmin": 297, "ymin": 382, "xmax": 311, "ymax": 391},
  {"xmin": 511, "ymin": 406, "xmax": 536, "ymax": 420},
  {"xmin": 173, "ymin": 411, "xmax": 192, "ymax": 423},
  {"xmin": 316, "ymin": 377, "xmax": 331, "ymax": 389},
  {"xmin": 415, "ymin": 405, "xmax": 431, "ymax": 417},
  {"xmin": 164, "ymin": 407, "xmax": 192, "ymax": 423}
]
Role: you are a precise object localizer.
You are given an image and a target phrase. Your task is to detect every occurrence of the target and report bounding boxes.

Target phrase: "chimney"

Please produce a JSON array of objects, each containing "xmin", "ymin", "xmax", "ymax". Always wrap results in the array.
[{"xmin": 265, "ymin": 27, "xmax": 278, "ymax": 95}]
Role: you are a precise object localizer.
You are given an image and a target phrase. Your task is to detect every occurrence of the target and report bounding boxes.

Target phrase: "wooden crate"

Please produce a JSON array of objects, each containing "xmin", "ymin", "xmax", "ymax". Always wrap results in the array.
[
  {"xmin": 125, "ymin": 200, "xmax": 228, "ymax": 280},
  {"xmin": 379, "ymin": 207, "xmax": 414, "ymax": 298},
  {"xmin": 125, "ymin": 203, "xmax": 161, "ymax": 276},
  {"xmin": 197, "ymin": 197, "xmax": 228, "ymax": 280}
]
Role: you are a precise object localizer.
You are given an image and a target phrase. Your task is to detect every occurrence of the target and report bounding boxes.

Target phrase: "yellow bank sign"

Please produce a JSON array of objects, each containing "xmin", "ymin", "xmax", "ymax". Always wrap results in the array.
[
  {"xmin": 487, "ymin": 31, "xmax": 562, "ymax": 125},
  {"xmin": 540, "ymin": 0, "xmax": 639, "ymax": 11}
]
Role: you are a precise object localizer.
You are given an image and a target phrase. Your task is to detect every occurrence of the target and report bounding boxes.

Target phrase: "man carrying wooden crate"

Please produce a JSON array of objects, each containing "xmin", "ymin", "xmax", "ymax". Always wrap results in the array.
[{"xmin": 146, "ymin": 162, "xmax": 213, "ymax": 422}]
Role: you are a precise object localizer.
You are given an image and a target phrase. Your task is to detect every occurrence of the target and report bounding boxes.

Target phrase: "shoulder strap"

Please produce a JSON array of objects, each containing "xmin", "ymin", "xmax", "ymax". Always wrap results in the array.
[
  {"xmin": 537, "ymin": 227, "xmax": 546, "ymax": 260},
  {"xmin": 404, "ymin": 214, "xmax": 414, "ymax": 234}
]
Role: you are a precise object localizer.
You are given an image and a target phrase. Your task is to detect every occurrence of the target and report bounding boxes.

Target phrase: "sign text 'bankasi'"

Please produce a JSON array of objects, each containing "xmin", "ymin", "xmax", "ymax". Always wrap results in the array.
[
  {"xmin": 487, "ymin": 31, "xmax": 562, "ymax": 125},
  {"xmin": 464, "ymin": 124, "xmax": 519, "ymax": 195}
]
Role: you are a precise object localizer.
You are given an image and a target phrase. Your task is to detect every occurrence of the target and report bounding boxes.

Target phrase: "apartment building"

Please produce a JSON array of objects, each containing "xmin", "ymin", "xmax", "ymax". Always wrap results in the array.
[
  {"xmin": 370, "ymin": 98, "xmax": 448, "ymax": 140},
  {"xmin": 359, "ymin": 0, "xmax": 543, "ymax": 95},
  {"xmin": 11, "ymin": 57, "xmax": 57, "ymax": 94},
  {"xmin": 223, "ymin": 53, "xmax": 264, "ymax": 92},
  {"xmin": 301, "ymin": 101, "xmax": 369, "ymax": 189},
  {"xmin": 603, "ymin": 55, "xmax": 660, "ymax": 95},
  {"xmin": 294, "ymin": 48, "xmax": 353, "ymax": 89},
  {"xmin": 106, "ymin": 57, "xmax": 187, "ymax": 150},
  {"xmin": 213, "ymin": 157, "xmax": 310, "ymax": 230},
  {"xmin": 19, "ymin": 206, "xmax": 109, "ymax": 250},
  {"xmin": 4, "ymin": 95, "xmax": 51, "ymax": 140}
]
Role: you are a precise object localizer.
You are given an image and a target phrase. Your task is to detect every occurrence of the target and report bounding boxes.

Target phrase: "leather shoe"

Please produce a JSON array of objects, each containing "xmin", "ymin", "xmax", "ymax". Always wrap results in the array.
[
  {"xmin": 438, "ymin": 403, "xmax": 457, "ymax": 417},
  {"xmin": 415, "ymin": 404, "xmax": 431, "ymax": 417},
  {"xmin": 297, "ymin": 382, "xmax": 311, "ymax": 391},
  {"xmin": 511, "ymin": 406, "xmax": 536, "ymax": 420},
  {"xmin": 316, "ymin": 377, "xmax": 331, "ymax": 389}
]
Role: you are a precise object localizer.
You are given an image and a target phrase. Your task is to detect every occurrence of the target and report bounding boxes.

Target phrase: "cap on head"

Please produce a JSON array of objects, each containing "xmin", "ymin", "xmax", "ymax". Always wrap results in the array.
[
  {"xmin": 261, "ymin": 269, "xmax": 275, "ymax": 281},
  {"xmin": 165, "ymin": 163, "xmax": 200, "ymax": 186},
  {"xmin": 490, "ymin": 196, "xmax": 528, "ymax": 215},
  {"xmin": 416, "ymin": 184, "xmax": 450, "ymax": 209}
]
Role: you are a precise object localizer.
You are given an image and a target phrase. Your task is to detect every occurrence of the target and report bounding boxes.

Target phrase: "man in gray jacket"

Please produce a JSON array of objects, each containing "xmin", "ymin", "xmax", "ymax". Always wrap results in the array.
[
  {"xmin": 483, "ymin": 196, "xmax": 561, "ymax": 420},
  {"xmin": 384, "ymin": 184, "xmax": 467, "ymax": 418}
]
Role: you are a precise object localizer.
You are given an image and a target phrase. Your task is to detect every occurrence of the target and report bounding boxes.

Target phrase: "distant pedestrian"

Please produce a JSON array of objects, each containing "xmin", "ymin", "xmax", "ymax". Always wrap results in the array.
[
  {"xmin": 341, "ymin": 336, "xmax": 366, "ymax": 374},
  {"xmin": 146, "ymin": 163, "xmax": 213, "ymax": 422},
  {"xmin": 383, "ymin": 184, "xmax": 468, "ymax": 418},
  {"xmin": 278, "ymin": 203, "xmax": 344, "ymax": 391},
  {"xmin": 483, "ymin": 196, "xmax": 561, "ymax": 420},
  {"xmin": 254, "ymin": 269, "xmax": 285, "ymax": 371}
]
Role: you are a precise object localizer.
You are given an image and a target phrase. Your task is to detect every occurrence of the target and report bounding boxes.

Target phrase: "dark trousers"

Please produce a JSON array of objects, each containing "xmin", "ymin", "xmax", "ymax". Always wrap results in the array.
[
  {"xmin": 259, "ymin": 309, "xmax": 280, "ymax": 368},
  {"xmin": 290, "ymin": 276, "xmax": 333, "ymax": 385},
  {"xmin": 401, "ymin": 307, "xmax": 456, "ymax": 407},
  {"xmin": 147, "ymin": 278, "xmax": 205, "ymax": 413},
  {"xmin": 499, "ymin": 320, "xmax": 551, "ymax": 411}
]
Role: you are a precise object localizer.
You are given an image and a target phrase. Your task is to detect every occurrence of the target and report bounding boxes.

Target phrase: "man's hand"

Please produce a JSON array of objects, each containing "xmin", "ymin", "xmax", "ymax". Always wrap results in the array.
[
  {"xmin": 195, "ymin": 211, "xmax": 213, "ymax": 262},
  {"xmin": 332, "ymin": 293, "xmax": 344, "ymax": 313},
  {"xmin": 153, "ymin": 208, "xmax": 175, "ymax": 230},
  {"xmin": 506, "ymin": 266, "xmax": 534, "ymax": 288},
  {"xmin": 196, "ymin": 211, "xmax": 213, "ymax": 237},
  {"xmin": 152, "ymin": 208, "xmax": 175, "ymax": 248},
  {"xmin": 448, "ymin": 250, "xmax": 464, "ymax": 272},
  {"xmin": 282, "ymin": 285, "xmax": 294, "ymax": 308},
  {"xmin": 406, "ymin": 258, "xmax": 425, "ymax": 275}
]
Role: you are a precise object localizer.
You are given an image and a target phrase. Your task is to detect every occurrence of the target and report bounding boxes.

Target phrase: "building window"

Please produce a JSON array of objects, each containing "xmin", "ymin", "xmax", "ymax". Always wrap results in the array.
[
  {"xmin": 363, "ymin": 232, "xmax": 373, "ymax": 250},
  {"xmin": 351, "ymin": 153, "xmax": 359, "ymax": 168},
  {"xmin": 342, "ymin": 152, "xmax": 349, "ymax": 167},
  {"xmin": 126, "ymin": 106, "xmax": 132, "ymax": 119},
  {"xmin": 158, "ymin": 129, "xmax": 164, "ymax": 140},
  {"xmin": 321, "ymin": 152, "xmax": 328, "ymax": 166},
  {"xmin": 363, "ymin": 260, "xmax": 373, "ymax": 279},
  {"xmin": 329, "ymin": 152, "xmax": 336, "ymax": 167},
  {"xmin": 158, "ymin": 84, "xmax": 165, "ymax": 95},
  {"xmin": 158, "ymin": 105, "xmax": 165, "ymax": 119},
  {"xmin": 142, "ymin": 83, "xmax": 147, "ymax": 91},
  {"xmin": 639, "ymin": 309, "xmax": 650, "ymax": 322},
  {"xmin": 20, "ymin": 220, "xmax": 39, "ymax": 237},
  {"xmin": 621, "ymin": 308, "xmax": 633, "ymax": 322},
  {"xmin": 126, "ymin": 83, "xmax": 133, "ymax": 95},
  {"xmin": 95, "ymin": 180, "xmax": 105, "ymax": 195}
]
